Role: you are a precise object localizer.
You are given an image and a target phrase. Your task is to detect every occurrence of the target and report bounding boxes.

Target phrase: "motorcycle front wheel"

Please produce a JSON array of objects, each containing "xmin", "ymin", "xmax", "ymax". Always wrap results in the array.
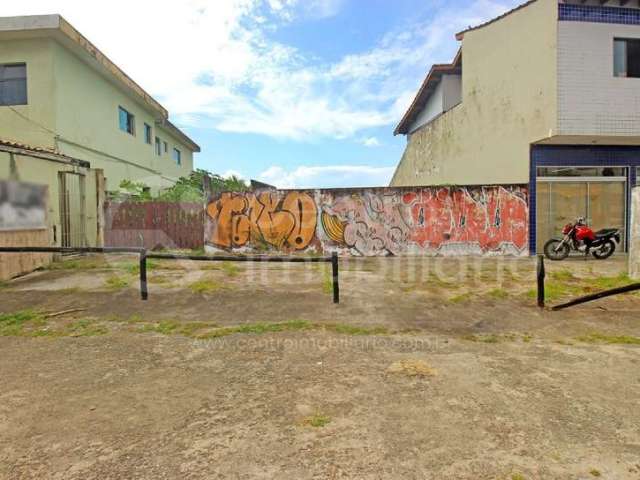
[
  {"xmin": 592, "ymin": 240, "xmax": 616, "ymax": 260},
  {"xmin": 544, "ymin": 239, "xmax": 570, "ymax": 261}
]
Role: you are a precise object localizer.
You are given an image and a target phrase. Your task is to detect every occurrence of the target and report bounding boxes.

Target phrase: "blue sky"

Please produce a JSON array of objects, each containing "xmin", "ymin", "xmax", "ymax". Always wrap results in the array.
[{"xmin": 7, "ymin": 0, "xmax": 522, "ymax": 188}]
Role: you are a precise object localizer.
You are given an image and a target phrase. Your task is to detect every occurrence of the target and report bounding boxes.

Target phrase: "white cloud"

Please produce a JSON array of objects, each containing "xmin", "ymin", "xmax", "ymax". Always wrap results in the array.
[
  {"xmin": 258, "ymin": 164, "xmax": 395, "ymax": 189},
  {"xmin": 361, "ymin": 137, "xmax": 381, "ymax": 148},
  {"xmin": 1, "ymin": 0, "xmax": 520, "ymax": 141}
]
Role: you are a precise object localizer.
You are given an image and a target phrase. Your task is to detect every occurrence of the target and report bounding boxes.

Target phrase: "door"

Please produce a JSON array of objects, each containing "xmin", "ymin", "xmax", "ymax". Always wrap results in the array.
[{"xmin": 58, "ymin": 172, "xmax": 86, "ymax": 248}]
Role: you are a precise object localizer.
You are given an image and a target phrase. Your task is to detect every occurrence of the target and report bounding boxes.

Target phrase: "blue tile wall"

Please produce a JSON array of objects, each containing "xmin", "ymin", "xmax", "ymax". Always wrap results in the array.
[
  {"xmin": 559, "ymin": 3, "xmax": 640, "ymax": 26},
  {"xmin": 529, "ymin": 145, "xmax": 640, "ymax": 254}
]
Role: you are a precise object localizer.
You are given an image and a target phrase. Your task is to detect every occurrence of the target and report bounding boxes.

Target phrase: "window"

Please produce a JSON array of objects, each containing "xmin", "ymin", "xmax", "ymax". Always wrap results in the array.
[
  {"xmin": 163, "ymin": 141, "xmax": 168, "ymax": 153},
  {"xmin": 614, "ymin": 38, "xmax": 640, "ymax": 78},
  {"xmin": 0, "ymin": 63, "xmax": 27, "ymax": 106},
  {"xmin": 173, "ymin": 148, "xmax": 181, "ymax": 165},
  {"xmin": 155, "ymin": 136, "xmax": 162, "ymax": 156},
  {"xmin": 118, "ymin": 106, "xmax": 135, "ymax": 135},
  {"xmin": 537, "ymin": 167, "xmax": 626, "ymax": 178},
  {"xmin": 144, "ymin": 123, "xmax": 152, "ymax": 144}
]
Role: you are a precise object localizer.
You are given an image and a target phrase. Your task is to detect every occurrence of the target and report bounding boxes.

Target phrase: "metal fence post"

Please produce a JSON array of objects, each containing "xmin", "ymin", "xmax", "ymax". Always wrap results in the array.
[
  {"xmin": 140, "ymin": 248, "xmax": 148, "ymax": 301},
  {"xmin": 537, "ymin": 254, "xmax": 545, "ymax": 308},
  {"xmin": 331, "ymin": 252, "xmax": 340, "ymax": 304}
]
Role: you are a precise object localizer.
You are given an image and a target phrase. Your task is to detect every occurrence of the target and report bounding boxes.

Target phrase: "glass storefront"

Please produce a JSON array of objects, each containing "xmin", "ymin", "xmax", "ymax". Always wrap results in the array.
[{"xmin": 536, "ymin": 168, "xmax": 626, "ymax": 253}]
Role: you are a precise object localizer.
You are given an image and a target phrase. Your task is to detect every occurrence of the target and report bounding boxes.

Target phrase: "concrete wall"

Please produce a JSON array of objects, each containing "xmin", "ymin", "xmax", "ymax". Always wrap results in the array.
[
  {"xmin": 205, "ymin": 185, "xmax": 529, "ymax": 257},
  {"xmin": 558, "ymin": 21, "xmax": 640, "ymax": 138},
  {"xmin": 391, "ymin": 0, "xmax": 558, "ymax": 186},
  {"xmin": 0, "ymin": 229, "xmax": 50, "ymax": 280},
  {"xmin": 0, "ymin": 151, "xmax": 102, "ymax": 248},
  {"xmin": 630, "ymin": 187, "xmax": 640, "ymax": 279}
]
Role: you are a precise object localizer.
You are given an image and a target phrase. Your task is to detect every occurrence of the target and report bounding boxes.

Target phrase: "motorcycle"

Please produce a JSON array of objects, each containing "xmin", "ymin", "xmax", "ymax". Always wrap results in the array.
[{"xmin": 543, "ymin": 217, "xmax": 620, "ymax": 261}]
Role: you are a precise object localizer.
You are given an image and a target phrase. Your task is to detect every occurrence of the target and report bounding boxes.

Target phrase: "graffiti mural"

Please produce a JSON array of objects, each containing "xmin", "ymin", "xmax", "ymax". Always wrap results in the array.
[
  {"xmin": 206, "ymin": 191, "xmax": 317, "ymax": 251},
  {"xmin": 205, "ymin": 186, "xmax": 529, "ymax": 256}
]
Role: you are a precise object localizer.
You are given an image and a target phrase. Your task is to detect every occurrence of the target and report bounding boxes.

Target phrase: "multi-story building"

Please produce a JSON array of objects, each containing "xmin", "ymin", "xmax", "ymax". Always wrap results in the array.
[
  {"xmin": 392, "ymin": 0, "xmax": 640, "ymax": 253},
  {"xmin": 0, "ymin": 14, "xmax": 199, "ymax": 193}
]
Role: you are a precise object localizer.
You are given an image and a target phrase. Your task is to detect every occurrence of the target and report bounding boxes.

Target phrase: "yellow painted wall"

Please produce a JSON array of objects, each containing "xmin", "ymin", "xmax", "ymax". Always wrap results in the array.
[
  {"xmin": 0, "ymin": 38, "xmax": 57, "ymax": 149},
  {"xmin": 51, "ymin": 42, "xmax": 194, "ymax": 192},
  {"xmin": 391, "ymin": 0, "xmax": 558, "ymax": 186}
]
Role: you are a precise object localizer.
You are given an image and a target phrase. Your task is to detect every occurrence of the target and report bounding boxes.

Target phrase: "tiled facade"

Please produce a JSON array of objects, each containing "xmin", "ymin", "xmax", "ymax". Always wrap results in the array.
[{"xmin": 558, "ymin": 11, "xmax": 640, "ymax": 136}]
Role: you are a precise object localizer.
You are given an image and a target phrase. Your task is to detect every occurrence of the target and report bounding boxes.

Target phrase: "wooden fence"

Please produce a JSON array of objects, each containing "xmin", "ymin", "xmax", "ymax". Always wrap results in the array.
[{"xmin": 104, "ymin": 201, "xmax": 204, "ymax": 250}]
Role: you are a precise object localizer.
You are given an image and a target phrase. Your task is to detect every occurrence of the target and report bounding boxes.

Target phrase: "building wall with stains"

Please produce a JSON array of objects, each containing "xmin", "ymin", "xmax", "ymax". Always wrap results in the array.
[
  {"xmin": 391, "ymin": 0, "xmax": 558, "ymax": 186},
  {"xmin": 205, "ymin": 185, "xmax": 529, "ymax": 257}
]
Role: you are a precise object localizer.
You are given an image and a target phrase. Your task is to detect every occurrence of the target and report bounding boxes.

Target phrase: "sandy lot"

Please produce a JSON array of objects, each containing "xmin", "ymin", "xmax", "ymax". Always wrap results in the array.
[{"xmin": 1, "ymin": 254, "xmax": 639, "ymax": 479}]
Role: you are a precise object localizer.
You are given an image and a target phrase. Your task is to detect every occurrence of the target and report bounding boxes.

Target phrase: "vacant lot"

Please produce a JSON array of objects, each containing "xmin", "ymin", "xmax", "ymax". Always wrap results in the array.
[{"xmin": 1, "ymin": 254, "xmax": 639, "ymax": 479}]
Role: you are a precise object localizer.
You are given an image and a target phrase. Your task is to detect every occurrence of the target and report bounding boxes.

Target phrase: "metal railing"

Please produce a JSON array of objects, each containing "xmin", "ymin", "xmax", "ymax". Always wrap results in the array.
[{"xmin": 0, "ymin": 247, "xmax": 340, "ymax": 304}]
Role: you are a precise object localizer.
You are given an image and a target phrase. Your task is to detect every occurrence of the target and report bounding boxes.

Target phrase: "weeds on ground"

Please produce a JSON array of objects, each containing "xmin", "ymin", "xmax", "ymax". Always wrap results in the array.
[
  {"xmin": 0, "ymin": 281, "xmax": 9, "ymax": 289},
  {"xmin": 221, "ymin": 262, "xmax": 240, "ymax": 277},
  {"xmin": 105, "ymin": 276, "xmax": 130, "ymax": 290},
  {"xmin": 139, "ymin": 321, "xmax": 214, "ymax": 336},
  {"xmin": 590, "ymin": 469, "xmax": 601, "ymax": 477},
  {"xmin": 303, "ymin": 413, "xmax": 331, "ymax": 428},
  {"xmin": 511, "ymin": 474, "xmax": 526, "ymax": 480},
  {"xmin": 197, "ymin": 320, "xmax": 312, "ymax": 339},
  {"xmin": 189, "ymin": 278, "xmax": 227, "ymax": 293},
  {"xmin": 449, "ymin": 292, "xmax": 474, "ymax": 304},
  {"xmin": 46, "ymin": 259, "xmax": 106, "ymax": 270},
  {"xmin": 124, "ymin": 260, "xmax": 159, "ymax": 275},
  {"xmin": 576, "ymin": 333, "xmax": 640, "ymax": 345},
  {"xmin": 324, "ymin": 323, "xmax": 388, "ymax": 336},
  {"xmin": 487, "ymin": 288, "xmax": 509, "ymax": 300},
  {"xmin": 322, "ymin": 268, "xmax": 333, "ymax": 294},
  {"xmin": 0, "ymin": 310, "xmax": 45, "ymax": 336},
  {"xmin": 66, "ymin": 319, "xmax": 108, "ymax": 337}
]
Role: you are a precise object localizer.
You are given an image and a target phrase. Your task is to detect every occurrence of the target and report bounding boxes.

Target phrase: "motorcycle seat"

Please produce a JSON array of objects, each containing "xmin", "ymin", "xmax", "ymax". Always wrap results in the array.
[{"xmin": 595, "ymin": 228, "xmax": 618, "ymax": 237}]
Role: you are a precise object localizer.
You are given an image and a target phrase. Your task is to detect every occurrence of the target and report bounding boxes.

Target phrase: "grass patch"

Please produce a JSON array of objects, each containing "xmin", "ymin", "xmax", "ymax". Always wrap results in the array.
[
  {"xmin": 550, "ymin": 269, "xmax": 576, "ymax": 282},
  {"xmin": 124, "ymin": 260, "xmax": 159, "ymax": 275},
  {"xmin": 526, "ymin": 281, "xmax": 582, "ymax": 302},
  {"xmin": 487, "ymin": 288, "xmax": 509, "ymax": 300},
  {"xmin": 463, "ymin": 333, "xmax": 501, "ymax": 343},
  {"xmin": 449, "ymin": 292, "xmax": 474, "ymax": 304},
  {"xmin": 0, "ymin": 310, "xmax": 45, "ymax": 336},
  {"xmin": 221, "ymin": 261, "xmax": 240, "ymax": 277},
  {"xmin": 46, "ymin": 259, "xmax": 106, "ymax": 270},
  {"xmin": 196, "ymin": 320, "xmax": 313, "ymax": 339},
  {"xmin": 189, "ymin": 278, "xmax": 227, "ymax": 293},
  {"xmin": 587, "ymin": 273, "xmax": 632, "ymax": 291},
  {"xmin": 66, "ymin": 319, "xmax": 108, "ymax": 337},
  {"xmin": 324, "ymin": 323, "xmax": 388, "ymax": 336},
  {"xmin": 105, "ymin": 275, "xmax": 130, "ymax": 290},
  {"xmin": 590, "ymin": 469, "xmax": 601, "ymax": 477},
  {"xmin": 511, "ymin": 474, "xmax": 526, "ymax": 480},
  {"xmin": 322, "ymin": 268, "xmax": 333, "ymax": 294},
  {"xmin": 576, "ymin": 333, "xmax": 640, "ymax": 345},
  {"xmin": 0, "ymin": 281, "xmax": 9, "ymax": 289},
  {"xmin": 303, "ymin": 413, "xmax": 331, "ymax": 428}
]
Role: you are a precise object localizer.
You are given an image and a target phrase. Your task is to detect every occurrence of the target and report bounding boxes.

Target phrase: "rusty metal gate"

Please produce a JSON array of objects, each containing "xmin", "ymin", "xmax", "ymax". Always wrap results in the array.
[{"xmin": 58, "ymin": 171, "xmax": 86, "ymax": 248}]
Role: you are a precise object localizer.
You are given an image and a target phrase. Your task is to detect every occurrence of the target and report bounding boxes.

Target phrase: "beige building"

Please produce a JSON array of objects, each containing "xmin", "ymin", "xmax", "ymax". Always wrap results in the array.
[
  {"xmin": 392, "ymin": 0, "xmax": 640, "ymax": 253},
  {"xmin": 0, "ymin": 14, "xmax": 199, "ymax": 193}
]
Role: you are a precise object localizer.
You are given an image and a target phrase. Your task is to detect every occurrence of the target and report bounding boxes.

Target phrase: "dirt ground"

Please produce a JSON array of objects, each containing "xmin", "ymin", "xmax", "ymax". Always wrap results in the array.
[{"xmin": 1, "ymin": 253, "xmax": 640, "ymax": 480}]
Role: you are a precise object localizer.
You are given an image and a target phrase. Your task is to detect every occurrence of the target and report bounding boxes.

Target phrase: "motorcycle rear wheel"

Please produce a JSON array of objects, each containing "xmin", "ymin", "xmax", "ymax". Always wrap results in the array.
[
  {"xmin": 592, "ymin": 240, "xmax": 616, "ymax": 260},
  {"xmin": 544, "ymin": 239, "xmax": 570, "ymax": 261}
]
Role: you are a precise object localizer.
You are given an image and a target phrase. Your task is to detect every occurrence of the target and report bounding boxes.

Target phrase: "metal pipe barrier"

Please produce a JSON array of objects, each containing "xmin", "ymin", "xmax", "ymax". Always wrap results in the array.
[{"xmin": 0, "ymin": 248, "xmax": 340, "ymax": 304}]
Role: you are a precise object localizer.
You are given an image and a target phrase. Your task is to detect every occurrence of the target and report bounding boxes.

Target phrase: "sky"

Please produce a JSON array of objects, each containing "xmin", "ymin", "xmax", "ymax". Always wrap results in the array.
[{"xmin": 3, "ymin": 0, "xmax": 522, "ymax": 188}]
